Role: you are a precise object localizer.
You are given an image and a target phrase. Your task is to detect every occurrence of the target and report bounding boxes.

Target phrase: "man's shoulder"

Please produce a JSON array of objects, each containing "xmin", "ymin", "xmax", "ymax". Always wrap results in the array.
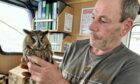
[
  {"xmin": 120, "ymin": 46, "xmax": 140, "ymax": 65},
  {"xmin": 74, "ymin": 39, "xmax": 90, "ymax": 46},
  {"xmin": 124, "ymin": 47, "xmax": 140, "ymax": 60},
  {"xmin": 127, "ymin": 51, "xmax": 140, "ymax": 63},
  {"xmin": 69, "ymin": 39, "xmax": 90, "ymax": 52}
]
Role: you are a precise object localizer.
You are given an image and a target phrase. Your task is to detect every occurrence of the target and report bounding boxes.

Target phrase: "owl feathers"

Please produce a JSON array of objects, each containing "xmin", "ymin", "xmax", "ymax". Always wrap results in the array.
[{"xmin": 23, "ymin": 29, "xmax": 53, "ymax": 64}]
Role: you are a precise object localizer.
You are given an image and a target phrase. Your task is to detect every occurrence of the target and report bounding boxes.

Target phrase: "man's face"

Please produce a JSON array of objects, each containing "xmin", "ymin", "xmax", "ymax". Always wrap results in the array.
[{"xmin": 89, "ymin": 0, "xmax": 124, "ymax": 50}]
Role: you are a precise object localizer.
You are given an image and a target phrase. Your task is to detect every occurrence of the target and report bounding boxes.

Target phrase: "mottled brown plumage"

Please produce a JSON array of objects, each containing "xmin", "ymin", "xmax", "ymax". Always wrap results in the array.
[
  {"xmin": 23, "ymin": 29, "xmax": 53, "ymax": 84},
  {"xmin": 23, "ymin": 29, "xmax": 53, "ymax": 63}
]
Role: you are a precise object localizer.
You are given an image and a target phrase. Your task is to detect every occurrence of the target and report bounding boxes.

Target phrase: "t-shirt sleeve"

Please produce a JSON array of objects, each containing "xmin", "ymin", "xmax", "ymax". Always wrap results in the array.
[{"xmin": 59, "ymin": 40, "xmax": 77, "ymax": 71}]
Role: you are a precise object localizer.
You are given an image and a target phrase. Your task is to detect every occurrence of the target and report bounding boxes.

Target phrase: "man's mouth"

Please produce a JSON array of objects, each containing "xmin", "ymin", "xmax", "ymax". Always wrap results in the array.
[{"xmin": 90, "ymin": 32, "xmax": 99, "ymax": 40}]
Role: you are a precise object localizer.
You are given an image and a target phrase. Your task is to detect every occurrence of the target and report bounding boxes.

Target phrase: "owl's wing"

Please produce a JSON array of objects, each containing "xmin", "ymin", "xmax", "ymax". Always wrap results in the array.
[{"xmin": 23, "ymin": 47, "xmax": 35, "ymax": 62}]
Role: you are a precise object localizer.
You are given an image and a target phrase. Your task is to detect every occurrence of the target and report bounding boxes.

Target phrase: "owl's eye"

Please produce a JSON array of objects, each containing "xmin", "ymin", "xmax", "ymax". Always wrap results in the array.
[
  {"xmin": 41, "ymin": 36, "xmax": 44, "ymax": 42},
  {"xmin": 31, "ymin": 36, "xmax": 35, "ymax": 43}
]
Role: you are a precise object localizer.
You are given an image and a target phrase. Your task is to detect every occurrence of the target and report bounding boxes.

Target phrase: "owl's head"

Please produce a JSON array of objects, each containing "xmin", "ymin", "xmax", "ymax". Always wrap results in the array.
[{"xmin": 23, "ymin": 29, "xmax": 50, "ymax": 51}]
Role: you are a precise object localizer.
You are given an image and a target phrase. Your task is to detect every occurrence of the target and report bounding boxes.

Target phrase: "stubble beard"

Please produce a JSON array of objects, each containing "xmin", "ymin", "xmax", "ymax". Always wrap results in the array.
[{"xmin": 89, "ymin": 32, "xmax": 120, "ymax": 51}]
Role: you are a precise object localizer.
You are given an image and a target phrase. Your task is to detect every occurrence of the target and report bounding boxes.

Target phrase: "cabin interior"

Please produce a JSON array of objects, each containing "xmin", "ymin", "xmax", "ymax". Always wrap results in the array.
[{"xmin": 0, "ymin": 0, "xmax": 140, "ymax": 84}]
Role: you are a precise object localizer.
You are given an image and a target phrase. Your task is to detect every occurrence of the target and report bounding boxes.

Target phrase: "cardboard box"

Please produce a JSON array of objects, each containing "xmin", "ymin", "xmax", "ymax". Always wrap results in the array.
[{"xmin": 8, "ymin": 66, "xmax": 27, "ymax": 84}]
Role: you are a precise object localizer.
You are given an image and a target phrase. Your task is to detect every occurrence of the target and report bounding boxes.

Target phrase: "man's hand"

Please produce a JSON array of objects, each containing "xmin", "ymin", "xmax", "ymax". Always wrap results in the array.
[
  {"xmin": 20, "ymin": 57, "xmax": 31, "ymax": 77},
  {"xmin": 20, "ymin": 56, "xmax": 69, "ymax": 84}
]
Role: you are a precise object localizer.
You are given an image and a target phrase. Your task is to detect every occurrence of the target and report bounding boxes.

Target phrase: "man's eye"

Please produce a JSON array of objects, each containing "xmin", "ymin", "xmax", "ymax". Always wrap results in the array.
[
  {"xmin": 92, "ymin": 16, "xmax": 95, "ymax": 20},
  {"xmin": 99, "ymin": 19, "xmax": 108, "ymax": 23},
  {"xmin": 101, "ymin": 20, "xmax": 107, "ymax": 23}
]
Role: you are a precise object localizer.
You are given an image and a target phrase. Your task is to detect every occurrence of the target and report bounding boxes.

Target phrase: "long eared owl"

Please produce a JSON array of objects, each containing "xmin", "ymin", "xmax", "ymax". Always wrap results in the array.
[{"xmin": 23, "ymin": 29, "xmax": 53, "ymax": 64}]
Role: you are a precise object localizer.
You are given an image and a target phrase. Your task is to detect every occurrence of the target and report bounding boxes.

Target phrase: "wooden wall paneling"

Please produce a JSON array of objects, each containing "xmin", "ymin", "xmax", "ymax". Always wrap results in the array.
[
  {"xmin": 57, "ymin": 6, "xmax": 74, "ymax": 34},
  {"xmin": 69, "ymin": 1, "xmax": 97, "ymax": 40},
  {"xmin": 138, "ymin": 0, "xmax": 140, "ymax": 4}
]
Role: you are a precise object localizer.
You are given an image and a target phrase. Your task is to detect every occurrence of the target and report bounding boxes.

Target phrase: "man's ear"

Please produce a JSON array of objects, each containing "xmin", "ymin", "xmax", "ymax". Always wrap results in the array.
[{"xmin": 121, "ymin": 18, "xmax": 133, "ymax": 36}]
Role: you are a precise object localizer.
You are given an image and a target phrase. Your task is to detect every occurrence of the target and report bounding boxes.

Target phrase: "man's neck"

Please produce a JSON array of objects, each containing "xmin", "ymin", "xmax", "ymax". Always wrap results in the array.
[{"xmin": 91, "ymin": 42, "xmax": 122, "ymax": 55}]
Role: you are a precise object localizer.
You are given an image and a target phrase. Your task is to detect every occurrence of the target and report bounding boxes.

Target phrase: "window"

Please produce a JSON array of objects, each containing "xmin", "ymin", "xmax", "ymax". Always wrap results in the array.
[
  {"xmin": 129, "ymin": 15, "xmax": 140, "ymax": 55},
  {"xmin": 0, "ymin": 1, "xmax": 32, "ymax": 52},
  {"xmin": 129, "ymin": 25, "xmax": 140, "ymax": 55}
]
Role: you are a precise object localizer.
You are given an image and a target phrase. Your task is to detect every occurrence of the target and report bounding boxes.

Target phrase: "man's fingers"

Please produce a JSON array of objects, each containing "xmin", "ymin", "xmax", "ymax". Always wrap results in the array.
[
  {"xmin": 20, "ymin": 57, "xmax": 29, "ymax": 70},
  {"xmin": 28, "ymin": 56, "xmax": 52, "ymax": 67},
  {"xmin": 22, "ymin": 72, "xmax": 31, "ymax": 77},
  {"xmin": 20, "ymin": 63, "xmax": 28, "ymax": 69},
  {"xmin": 21, "ymin": 57, "xmax": 29, "ymax": 64},
  {"xmin": 21, "ymin": 57, "xmax": 25, "ymax": 62},
  {"xmin": 21, "ymin": 57, "xmax": 28, "ymax": 63},
  {"xmin": 27, "ymin": 62, "xmax": 42, "ymax": 73}
]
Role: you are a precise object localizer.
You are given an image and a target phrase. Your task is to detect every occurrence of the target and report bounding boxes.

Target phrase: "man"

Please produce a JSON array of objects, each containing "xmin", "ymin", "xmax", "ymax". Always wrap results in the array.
[{"xmin": 21, "ymin": 0, "xmax": 140, "ymax": 84}]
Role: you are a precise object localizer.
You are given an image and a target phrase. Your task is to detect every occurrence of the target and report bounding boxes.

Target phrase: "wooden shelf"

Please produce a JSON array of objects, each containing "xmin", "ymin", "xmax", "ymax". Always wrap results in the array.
[
  {"xmin": 34, "ymin": 19, "xmax": 56, "ymax": 22},
  {"xmin": 34, "ymin": 6, "xmax": 73, "ymax": 35},
  {"xmin": 34, "ymin": 5, "xmax": 74, "ymax": 53},
  {"xmin": 66, "ymin": 0, "xmax": 96, "ymax": 41},
  {"xmin": 33, "ymin": 0, "xmax": 97, "ymax": 53},
  {"xmin": 57, "ymin": 6, "xmax": 74, "ymax": 34}
]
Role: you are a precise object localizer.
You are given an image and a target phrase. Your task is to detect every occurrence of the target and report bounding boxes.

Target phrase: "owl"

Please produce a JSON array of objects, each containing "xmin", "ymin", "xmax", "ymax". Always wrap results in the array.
[
  {"xmin": 23, "ymin": 29, "xmax": 54, "ymax": 84},
  {"xmin": 23, "ymin": 29, "xmax": 53, "ymax": 64}
]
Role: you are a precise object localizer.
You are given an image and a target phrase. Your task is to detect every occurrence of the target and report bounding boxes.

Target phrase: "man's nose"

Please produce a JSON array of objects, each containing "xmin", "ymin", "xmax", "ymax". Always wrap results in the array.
[{"xmin": 89, "ymin": 20, "xmax": 99, "ymax": 32}]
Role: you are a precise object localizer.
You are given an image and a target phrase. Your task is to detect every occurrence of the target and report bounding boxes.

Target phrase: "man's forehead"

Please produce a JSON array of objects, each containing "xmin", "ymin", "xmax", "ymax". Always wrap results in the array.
[
  {"xmin": 92, "ymin": 11, "xmax": 111, "ymax": 23},
  {"xmin": 93, "ymin": 0, "xmax": 122, "ymax": 20},
  {"xmin": 94, "ymin": 0, "xmax": 121, "ymax": 11},
  {"xmin": 92, "ymin": 9, "xmax": 109, "ymax": 18}
]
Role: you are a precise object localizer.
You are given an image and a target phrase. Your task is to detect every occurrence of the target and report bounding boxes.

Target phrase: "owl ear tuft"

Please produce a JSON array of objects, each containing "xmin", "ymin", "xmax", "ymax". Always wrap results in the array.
[
  {"xmin": 42, "ymin": 31, "xmax": 48, "ymax": 35},
  {"xmin": 23, "ymin": 29, "xmax": 31, "ymax": 35}
]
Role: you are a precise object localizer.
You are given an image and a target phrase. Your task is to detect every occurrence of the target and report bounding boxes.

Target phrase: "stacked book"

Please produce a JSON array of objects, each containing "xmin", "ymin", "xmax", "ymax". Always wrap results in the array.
[
  {"xmin": 47, "ymin": 33, "xmax": 67, "ymax": 52},
  {"xmin": 35, "ymin": 0, "xmax": 66, "ymax": 30}
]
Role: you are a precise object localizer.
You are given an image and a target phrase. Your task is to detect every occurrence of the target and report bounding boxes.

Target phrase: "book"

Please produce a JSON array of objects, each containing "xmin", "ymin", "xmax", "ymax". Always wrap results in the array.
[
  {"xmin": 47, "ymin": 33, "xmax": 65, "ymax": 51},
  {"xmin": 51, "ymin": 1, "xmax": 66, "ymax": 30},
  {"xmin": 41, "ymin": 0, "xmax": 46, "ymax": 30},
  {"xmin": 36, "ymin": 0, "xmax": 43, "ymax": 30},
  {"xmin": 45, "ymin": 3, "xmax": 50, "ymax": 30},
  {"xmin": 51, "ymin": 2, "xmax": 57, "ymax": 30}
]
